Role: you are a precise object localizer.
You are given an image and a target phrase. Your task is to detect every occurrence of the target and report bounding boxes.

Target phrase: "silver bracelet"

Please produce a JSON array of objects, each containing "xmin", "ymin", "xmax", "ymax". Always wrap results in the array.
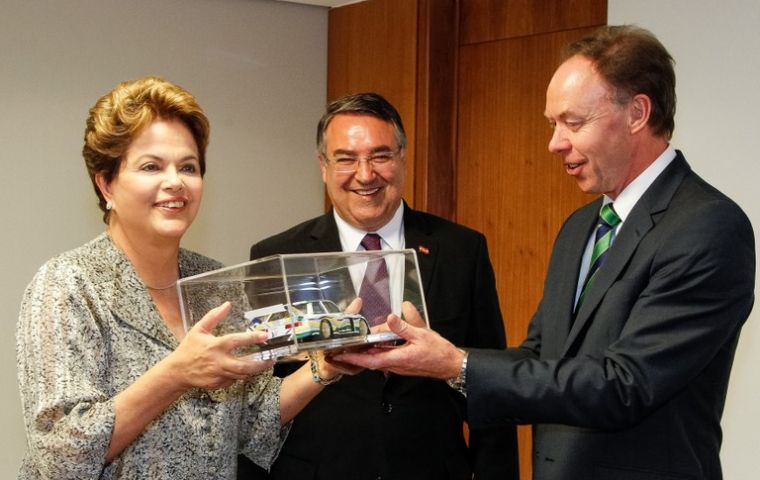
[{"xmin": 308, "ymin": 351, "xmax": 343, "ymax": 386}]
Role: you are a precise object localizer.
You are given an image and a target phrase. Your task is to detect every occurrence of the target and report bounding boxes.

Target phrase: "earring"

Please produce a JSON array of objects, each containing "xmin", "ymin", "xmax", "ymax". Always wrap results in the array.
[{"xmin": 106, "ymin": 201, "xmax": 113, "ymax": 211}]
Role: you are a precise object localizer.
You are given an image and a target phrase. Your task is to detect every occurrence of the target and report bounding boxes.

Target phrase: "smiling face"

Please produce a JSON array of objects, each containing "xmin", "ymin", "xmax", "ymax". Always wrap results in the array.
[
  {"xmin": 96, "ymin": 118, "xmax": 203, "ymax": 247},
  {"xmin": 320, "ymin": 114, "xmax": 405, "ymax": 231},
  {"xmin": 544, "ymin": 55, "xmax": 639, "ymax": 199}
]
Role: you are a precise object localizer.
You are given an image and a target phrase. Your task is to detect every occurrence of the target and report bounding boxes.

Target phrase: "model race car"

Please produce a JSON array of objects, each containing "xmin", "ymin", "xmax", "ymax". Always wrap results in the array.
[{"xmin": 244, "ymin": 299, "xmax": 369, "ymax": 343}]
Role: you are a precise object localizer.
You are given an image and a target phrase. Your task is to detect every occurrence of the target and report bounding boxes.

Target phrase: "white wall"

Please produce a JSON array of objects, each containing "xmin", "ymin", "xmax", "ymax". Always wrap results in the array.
[
  {"xmin": 609, "ymin": 1, "xmax": 760, "ymax": 478},
  {"xmin": 0, "ymin": 0, "xmax": 327, "ymax": 475}
]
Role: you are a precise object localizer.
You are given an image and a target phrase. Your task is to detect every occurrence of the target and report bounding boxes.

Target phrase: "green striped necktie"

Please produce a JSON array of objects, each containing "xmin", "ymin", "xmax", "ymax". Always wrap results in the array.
[{"xmin": 577, "ymin": 203, "xmax": 621, "ymax": 309}]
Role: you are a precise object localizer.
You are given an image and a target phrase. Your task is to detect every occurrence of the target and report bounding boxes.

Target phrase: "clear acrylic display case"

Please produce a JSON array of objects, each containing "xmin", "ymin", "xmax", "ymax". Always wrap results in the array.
[{"xmin": 177, "ymin": 249, "xmax": 429, "ymax": 361}]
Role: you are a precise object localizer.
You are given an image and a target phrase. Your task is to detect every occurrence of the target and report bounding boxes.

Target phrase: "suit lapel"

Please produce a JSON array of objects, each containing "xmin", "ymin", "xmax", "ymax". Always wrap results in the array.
[
  {"xmin": 97, "ymin": 236, "xmax": 178, "ymax": 349},
  {"xmin": 551, "ymin": 203, "xmax": 600, "ymax": 348},
  {"xmin": 564, "ymin": 153, "xmax": 691, "ymax": 354},
  {"xmin": 384, "ymin": 206, "xmax": 436, "ymax": 392},
  {"xmin": 566, "ymin": 207, "xmax": 654, "ymax": 350},
  {"xmin": 307, "ymin": 212, "xmax": 343, "ymax": 252},
  {"xmin": 402, "ymin": 207, "xmax": 438, "ymax": 296}
]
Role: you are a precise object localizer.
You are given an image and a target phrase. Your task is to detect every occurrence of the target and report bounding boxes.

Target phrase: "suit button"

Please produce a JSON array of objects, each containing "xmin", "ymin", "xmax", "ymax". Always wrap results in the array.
[{"xmin": 382, "ymin": 402, "xmax": 393, "ymax": 414}]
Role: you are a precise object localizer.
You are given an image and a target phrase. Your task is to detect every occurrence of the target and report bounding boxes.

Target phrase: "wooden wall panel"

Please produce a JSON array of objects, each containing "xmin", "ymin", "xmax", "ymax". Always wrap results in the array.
[
  {"xmin": 456, "ymin": 27, "xmax": 599, "ymax": 479},
  {"xmin": 460, "ymin": 0, "xmax": 607, "ymax": 44},
  {"xmin": 327, "ymin": 1, "xmax": 607, "ymax": 478},
  {"xmin": 413, "ymin": 0, "xmax": 458, "ymax": 219},
  {"xmin": 327, "ymin": 0, "xmax": 419, "ymax": 205}
]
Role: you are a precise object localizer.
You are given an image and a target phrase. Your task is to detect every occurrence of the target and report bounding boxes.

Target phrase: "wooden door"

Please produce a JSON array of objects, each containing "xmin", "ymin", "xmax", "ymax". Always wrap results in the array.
[
  {"xmin": 457, "ymin": 2, "xmax": 606, "ymax": 478},
  {"xmin": 328, "ymin": 1, "xmax": 607, "ymax": 478}
]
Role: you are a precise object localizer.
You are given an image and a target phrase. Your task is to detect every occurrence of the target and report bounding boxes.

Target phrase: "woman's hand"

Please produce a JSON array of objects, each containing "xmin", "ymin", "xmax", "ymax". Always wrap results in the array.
[
  {"xmin": 170, "ymin": 302, "xmax": 274, "ymax": 390},
  {"xmin": 108, "ymin": 302, "xmax": 273, "ymax": 461}
]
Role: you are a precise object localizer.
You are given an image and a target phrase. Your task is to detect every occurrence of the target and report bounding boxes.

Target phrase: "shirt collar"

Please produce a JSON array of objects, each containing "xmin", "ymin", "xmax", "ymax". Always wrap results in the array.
[
  {"xmin": 333, "ymin": 202, "xmax": 405, "ymax": 251},
  {"xmin": 604, "ymin": 145, "xmax": 677, "ymax": 221}
]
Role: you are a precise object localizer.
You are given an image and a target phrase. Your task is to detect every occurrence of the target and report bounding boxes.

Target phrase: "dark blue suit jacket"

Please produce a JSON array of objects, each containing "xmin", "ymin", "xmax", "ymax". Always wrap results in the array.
[
  {"xmin": 467, "ymin": 153, "xmax": 755, "ymax": 480},
  {"xmin": 238, "ymin": 204, "xmax": 519, "ymax": 480}
]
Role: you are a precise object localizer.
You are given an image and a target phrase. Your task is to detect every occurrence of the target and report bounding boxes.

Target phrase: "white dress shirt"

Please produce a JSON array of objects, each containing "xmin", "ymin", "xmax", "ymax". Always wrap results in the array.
[{"xmin": 333, "ymin": 203, "xmax": 406, "ymax": 315}]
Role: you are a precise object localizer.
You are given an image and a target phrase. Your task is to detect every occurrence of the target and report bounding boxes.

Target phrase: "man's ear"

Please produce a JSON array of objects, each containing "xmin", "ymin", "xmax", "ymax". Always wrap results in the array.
[{"xmin": 628, "ymin": 93, "xmax": 652, "ymax": 134}]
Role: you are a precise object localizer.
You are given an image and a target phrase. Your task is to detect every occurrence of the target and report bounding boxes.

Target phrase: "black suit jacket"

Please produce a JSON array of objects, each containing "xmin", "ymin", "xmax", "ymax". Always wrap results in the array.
[
  {"xmin": 239, "ymin": 204, "xmax": 519, "ymax": 480},
  {"xmin": 467, "ymin": 153, "xmax": 755, "ymax": 480}
]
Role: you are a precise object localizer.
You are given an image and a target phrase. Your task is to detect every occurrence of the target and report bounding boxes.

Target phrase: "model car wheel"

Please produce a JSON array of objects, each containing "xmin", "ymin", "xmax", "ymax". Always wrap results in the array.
[
  {"xmin": 357, "ymin": 318, "xmax": 369, "ymax": 336},
  {"xmin": 319, "ymin": 319, "xmax": 333, "ymax": 339}
]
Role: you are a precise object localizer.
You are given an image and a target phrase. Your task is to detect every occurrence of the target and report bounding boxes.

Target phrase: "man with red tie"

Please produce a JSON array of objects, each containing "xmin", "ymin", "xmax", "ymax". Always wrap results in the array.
[{"xmin": 238, "ymin": 93, "xmax": 518, "ymax": 480}]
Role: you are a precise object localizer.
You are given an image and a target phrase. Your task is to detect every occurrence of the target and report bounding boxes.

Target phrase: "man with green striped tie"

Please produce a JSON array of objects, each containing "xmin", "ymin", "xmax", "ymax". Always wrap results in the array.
[{"xmin": 337, "ymin": 24, "xmax": 755, "ymax": 480}]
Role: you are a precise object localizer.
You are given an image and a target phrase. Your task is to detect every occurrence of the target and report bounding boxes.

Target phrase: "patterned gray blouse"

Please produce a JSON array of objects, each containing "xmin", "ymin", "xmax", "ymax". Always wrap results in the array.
[{"xmin": 16, "ymin": 233, "xmax": 287, "ymax": 479}]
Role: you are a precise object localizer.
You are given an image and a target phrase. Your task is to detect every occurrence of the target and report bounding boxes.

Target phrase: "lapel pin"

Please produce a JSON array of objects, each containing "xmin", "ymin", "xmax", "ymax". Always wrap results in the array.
[{"xmin": 418, "ymin": 245, "xmax": 430, "ymax": 255}]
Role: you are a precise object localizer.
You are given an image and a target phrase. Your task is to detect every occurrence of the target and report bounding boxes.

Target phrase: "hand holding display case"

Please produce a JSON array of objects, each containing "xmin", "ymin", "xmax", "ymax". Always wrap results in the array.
[{"xmin": 177, "ymin": 249, "xmax": 429, "ymax": 361}]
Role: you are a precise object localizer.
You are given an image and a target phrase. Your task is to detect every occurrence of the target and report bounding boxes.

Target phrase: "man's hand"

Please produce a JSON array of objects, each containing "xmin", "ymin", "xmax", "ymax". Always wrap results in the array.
[{"xmin": 333, "ymin": 301, "xmax": 464, "ymax": 380}]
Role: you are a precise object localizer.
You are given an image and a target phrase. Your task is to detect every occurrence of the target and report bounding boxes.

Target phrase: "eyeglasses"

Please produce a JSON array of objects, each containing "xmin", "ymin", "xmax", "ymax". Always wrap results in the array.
[{"xmin": 323, "ymin": 148, "xmax": 402, "ymax": 174}]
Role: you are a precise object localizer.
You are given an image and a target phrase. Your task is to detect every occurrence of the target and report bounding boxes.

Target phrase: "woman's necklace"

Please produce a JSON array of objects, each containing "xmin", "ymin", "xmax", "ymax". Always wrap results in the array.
[{"xmin": 106, "ymin": 230, "xmax": 181, "ymax": 292}]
